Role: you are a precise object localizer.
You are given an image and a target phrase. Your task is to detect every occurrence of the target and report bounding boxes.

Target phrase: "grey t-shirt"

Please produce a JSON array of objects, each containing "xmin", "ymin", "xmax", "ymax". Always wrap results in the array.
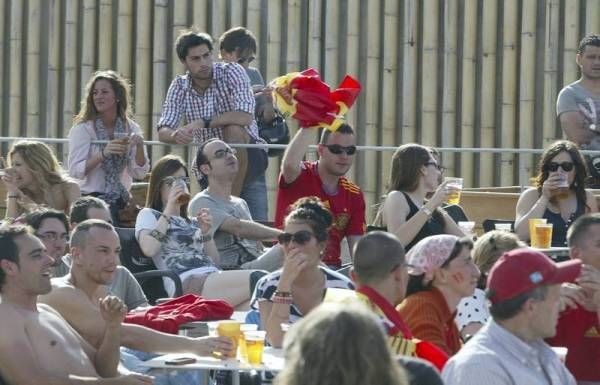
[
  {"xmin": 109, "ymin": 266, "xmax": 148, "ymax": 310},
  {"xmin": 557, "ymin": 80, "xmax": 600, "ymax": 149},
  {"xmin": 188, "ymin": 190, "xmax": 262, "ymax": 269},
  {"xmin": 245, "ymin": 67, "xmax": 264, "ymax": 87}
]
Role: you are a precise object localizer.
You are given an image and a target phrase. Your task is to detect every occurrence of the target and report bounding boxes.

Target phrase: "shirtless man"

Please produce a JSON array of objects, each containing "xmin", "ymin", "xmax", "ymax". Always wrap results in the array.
[
  {"xmin": 39, "ymin": 220, "xmax": 232, "ymax": 359},
  {"xmin": 0, "ymin": 225, "xmax": 152, "ymax": 385}
]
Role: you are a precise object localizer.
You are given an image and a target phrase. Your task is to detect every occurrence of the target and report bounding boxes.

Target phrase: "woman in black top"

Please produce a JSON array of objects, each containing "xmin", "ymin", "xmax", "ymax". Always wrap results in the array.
[{"xmin": 375, "ymin": 144, "xmax": 465, "ymax": 250}]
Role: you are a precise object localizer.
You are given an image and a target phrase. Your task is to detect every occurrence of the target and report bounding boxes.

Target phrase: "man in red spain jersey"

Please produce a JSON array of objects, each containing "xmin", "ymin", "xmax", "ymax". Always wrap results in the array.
[{"xmin": 274, "ymin": 116, "xmax": 366, "ymax": 268}]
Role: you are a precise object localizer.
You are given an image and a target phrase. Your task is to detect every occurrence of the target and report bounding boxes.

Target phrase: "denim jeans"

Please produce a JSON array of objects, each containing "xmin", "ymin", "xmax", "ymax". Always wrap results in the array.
[{"xmin": 240, "ymin": 173, "xmax": 268, "ymax": 221}]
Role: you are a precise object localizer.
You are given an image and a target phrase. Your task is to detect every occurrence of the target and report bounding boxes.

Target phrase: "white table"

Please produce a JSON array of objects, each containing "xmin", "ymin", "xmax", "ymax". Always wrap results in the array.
[
  {"xmin": 140, "ymin": 347, "xmax": 284, "ymax": 385},
  {"xmin": 533, "ymin": 247, "xmax": 570, "ymax": 259}
]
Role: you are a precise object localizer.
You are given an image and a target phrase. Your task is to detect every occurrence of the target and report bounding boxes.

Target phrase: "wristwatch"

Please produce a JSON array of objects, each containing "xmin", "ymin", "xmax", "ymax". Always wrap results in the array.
[{"xmin": 203, "ymin": 118, "xmax": 212, "ymax": 128}]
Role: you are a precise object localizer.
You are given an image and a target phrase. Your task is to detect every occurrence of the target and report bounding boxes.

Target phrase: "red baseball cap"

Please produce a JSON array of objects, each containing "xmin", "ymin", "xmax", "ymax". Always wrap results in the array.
[{"xmin": 486, "ymin": 248, "xmax": 581, "ymax": 304}]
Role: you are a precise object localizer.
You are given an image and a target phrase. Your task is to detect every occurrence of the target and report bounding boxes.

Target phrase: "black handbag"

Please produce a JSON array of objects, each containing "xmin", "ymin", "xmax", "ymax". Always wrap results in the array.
[{"xmin": 257, "ymin": 111, "xmax": 289, "ymax": 157}]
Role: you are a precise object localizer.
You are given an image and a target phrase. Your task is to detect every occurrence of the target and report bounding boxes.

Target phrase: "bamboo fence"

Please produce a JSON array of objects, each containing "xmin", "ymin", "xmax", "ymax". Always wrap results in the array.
[{"xmin": 0, "ymin": 0, "xmax": 598, "ymax": 220}]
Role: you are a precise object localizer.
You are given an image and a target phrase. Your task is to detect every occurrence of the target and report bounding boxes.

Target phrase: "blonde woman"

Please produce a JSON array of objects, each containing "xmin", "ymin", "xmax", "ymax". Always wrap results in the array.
[
  {"xmin": 2, "ymin": 140, "xmax": 80, "ymax": 218},
  {"xmin": 275, "ymin": 303, "xmax": 409, "ymax": 385},
  {"xmin": 68, "ymin": 70, "xmax": 149, "ymax": 225}
]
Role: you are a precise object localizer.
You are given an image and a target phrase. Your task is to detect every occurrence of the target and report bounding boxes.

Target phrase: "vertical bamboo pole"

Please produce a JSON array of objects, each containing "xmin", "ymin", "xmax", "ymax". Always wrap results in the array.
[
  {"xmin": 562, "ymin": 0, "xmax": 580, "ymax": 85},
  {"xmin": 519, "ymin": 0, "xmax": 537, "ymax": 185},
  {"xmin": 98, "ymin": 0, "xmax": 113, "ymax": 69},
  {"xmin": 420, "ymin": 0, "xmax": 438, "ymax": 147},
  {"xmin": 380, "ymin": 0, "xmax": 399, "ymax": 205},
  {"xmin": 286, "ymin": 0, "xmax": 302, "ymax": 72},
  {"xmin": 8, "ymin": 0, "xmax": 24, "ymax": 138},
  {"xmin": 441, "ymin": 0, "xmax": 458, "ymax": 177},
  {"xmin": 63, "ymin": 0, "xmax": 79, "ymax": 149},
  {"xmin": 459, "ymin": 0, "xmax": 477, "ymax": 187},
  {"xmin": 26, "ymin": 0, "xmax": 41, "ymax": 136},
  {"xmin": 402, "ymin": 0, "xmax": 419, "ymax": 143},
  {"xmin": 192, "ymin": 0, "xmax": 209, "ymax": 31},
  {"xmin": 345, "ymin": 0, "xmax": 360, "ymax": 128},
  {"xmin": 152, "ymin": 0, "xmax": 169, "ymax": 161},
  {"xmin": 585, "ymin": 0, "xmax": 600, "ymax": 33},
  {"xmin": 210, "ymin": 0, "xmax": 227, "ymax": 39},
  {"xmin": 81, "ymin": 0, "xmax": 97, "ymax": 87},
  {"xmin": 135, "ymin": 0, "xmax": 152, "ymax": 145},
  {"xmin": 116, "ymin": 0, "xmax": 133, "ymax": 78},
  {"xmin": 479, "ymin": 0, "xmax": 497, "ymax": 187},
  {"xmin": 229, "ymin": 0, "xmax": 243, "ymax": 27},
  {"xmin": 543, "ymin": 0, "xmax": 560, "ymax": 147},
  {"xmin": 0, "ymin": 0, "xmax": 5, "ymax": 139},
  {"xmin": 46, "ymin": 0, "xmax": 61, "ymax": 141},
  {"xmin": 362, "ymin": 1, "xmax": 380, "ymax": 214},
  {"xmin": 323, "ymin": 0, "xmax": 339, "ymax": 85},
  {"xmin": 246, "ymin": 0, "xmax": 261, "ymax": 71},
  {"xmin": 306, "ymin": 0, "xmax": 322, "ymax": 72},
  {"xmin": 500, "ymin": 0, "xmax": 518, "ymax": 186},
  {"xmin": 171, "ymin": 0, "xmax": 188, "ymax": 162}
]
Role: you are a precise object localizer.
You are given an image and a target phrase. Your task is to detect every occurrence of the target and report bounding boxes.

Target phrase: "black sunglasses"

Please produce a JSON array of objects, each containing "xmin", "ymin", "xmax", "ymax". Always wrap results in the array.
[
  {"xmin": 425, "ymin": 161, "xmax": 446, "ymax": 172},
  {"xmin": 325, "ymin": 144, "xmax": 357, "ymax": 155},
  {"xmin": 277, "ymin": 230, "xmax": 314, "ymax": 245},
  {"xmin": 237, "ymin": 56, "xmax": 255, "ymax": 64},
  {"xmin": 544, "ymin": 161, "xmax": 574, "ymax": 172},
  {"xmin": 163, "ymin": 176, "xmax": 190, "ymax": 186}
]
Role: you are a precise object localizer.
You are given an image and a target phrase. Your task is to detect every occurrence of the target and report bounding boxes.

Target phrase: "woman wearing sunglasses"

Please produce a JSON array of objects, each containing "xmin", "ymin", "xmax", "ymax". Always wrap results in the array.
[
  {"xmin": 515, "ymin": 140, "xmax": 598, "ymax": 246},
  {"xmin": 374, "ymin": 143, "xmax": 465, "ymax": 251},
  {"xmin": 135, "ymin": 155, "xmax": 255, "ymax": 309},
  {"xmin": 250, "ymin": 197, "xmax": 355, "ymax": 348}
]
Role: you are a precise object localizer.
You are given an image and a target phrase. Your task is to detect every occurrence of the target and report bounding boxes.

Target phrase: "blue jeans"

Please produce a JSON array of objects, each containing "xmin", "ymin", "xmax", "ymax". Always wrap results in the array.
[{"xmin": 240, "ymin": 173, "xmax": 268, "ymax": 221}]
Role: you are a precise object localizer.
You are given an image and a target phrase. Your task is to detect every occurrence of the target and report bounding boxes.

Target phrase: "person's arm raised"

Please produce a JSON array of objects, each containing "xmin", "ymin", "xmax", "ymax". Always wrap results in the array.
[{"xmin": 281, "ymin": 118, "xmax": 318, "ymax": 184}]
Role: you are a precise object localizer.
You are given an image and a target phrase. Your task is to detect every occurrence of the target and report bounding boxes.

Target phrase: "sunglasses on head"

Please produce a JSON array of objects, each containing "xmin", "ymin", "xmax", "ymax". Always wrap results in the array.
[
  {"xmin": 212, "ymin": 147, "xmax": 237, "ymax": 159},
  {"xmin": 163, "ymin": 176, "xmax": 190, "ymax": 186},
  {"xmin": 325, "ymin": 144, "xmax": 357, "ymax": 155},
  {"xmin": 237, "ymin": 56, "xmax": 255, "ymax": 64},
  {"xmin": 277, "ymin": 230, "xmax": 315, "ymax": 245},
  {"xmin": 544, "ymin": 161, "xmax": 574, "ymax": 172}
]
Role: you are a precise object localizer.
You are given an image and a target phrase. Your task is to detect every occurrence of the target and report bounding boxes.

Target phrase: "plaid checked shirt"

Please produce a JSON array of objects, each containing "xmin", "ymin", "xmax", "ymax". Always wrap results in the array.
[{"xmin": 157, "ymin": 61, "xmax": 262, "ymax": 143}]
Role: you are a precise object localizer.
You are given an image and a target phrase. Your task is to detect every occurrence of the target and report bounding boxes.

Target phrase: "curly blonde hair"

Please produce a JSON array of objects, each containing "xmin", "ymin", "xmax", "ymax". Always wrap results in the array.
[
  {"xmin": 275, "ymin": 303, "xmax": 408, "ymax": 385},
  {"xmin": 74, "ymin": 70, "xmax": 132, "ymax": 124},
  {"xmin": 8, "ymin": 140, "xmax": 70, "ymax": 190}
]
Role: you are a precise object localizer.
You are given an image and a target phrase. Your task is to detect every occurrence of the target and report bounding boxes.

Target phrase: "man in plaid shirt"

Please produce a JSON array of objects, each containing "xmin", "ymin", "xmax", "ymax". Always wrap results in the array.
[{"xmin": 157, "ymin": 30, "xmax": 268, "ymax": 220}]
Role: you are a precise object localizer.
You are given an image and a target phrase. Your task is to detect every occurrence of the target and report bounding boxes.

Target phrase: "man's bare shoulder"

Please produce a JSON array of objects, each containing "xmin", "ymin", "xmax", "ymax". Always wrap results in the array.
[
  {"xmin": 40, "ymin": 276, "xmax": 86, "ymax": 308},
  {"xmin": 0, "ymin": 302, "xmax": 26, "ymax": 324}
]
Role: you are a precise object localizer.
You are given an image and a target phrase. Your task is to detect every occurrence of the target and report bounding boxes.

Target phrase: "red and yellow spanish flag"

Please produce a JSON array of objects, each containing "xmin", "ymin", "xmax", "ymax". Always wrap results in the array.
[{"xmin": 271, "ymin": 68, "xmax": 361, "ymax": 131}]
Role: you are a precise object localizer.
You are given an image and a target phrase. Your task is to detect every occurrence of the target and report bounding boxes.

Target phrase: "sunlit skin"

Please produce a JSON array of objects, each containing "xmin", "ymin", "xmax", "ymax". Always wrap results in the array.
[
  {"xmin": 576, "ymin": 45, "xmax": 600, "ymax": 81},
  {"xmin": 183, "ymin": 44, "xmax": 214, "ymax": 86},
  {"xmin": 92, "ymin": 79, "xmax": 118, "ymax": 116},
  {"xmin": 317, "ymin": 132, "xmax": 356, "ymax": 178},
  {"xmin": 36, "ymin": 218, "xmax": 69, "ymax": 263}
]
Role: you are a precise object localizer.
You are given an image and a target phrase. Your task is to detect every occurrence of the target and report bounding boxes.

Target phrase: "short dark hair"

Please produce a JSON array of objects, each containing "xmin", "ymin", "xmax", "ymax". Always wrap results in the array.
[
  {"xmin": 577, "ymin": 34, "xmax": 600, "ymax": 54},
  {"xmin": 219, "ymin": 27, "xmax": 257, "ymax": 56},
  {"xmin": 567, "ymin": 213, "xmax": 600, "ymax": 247},
  {"xmin": 285, "ymin": 197, "xmax": 332, "ymax": 242},
  {"xmin": 405, "ymin": 237, "xmax": 474, "ymax": 296},
  {"xmin": 23, "ymin": 208, "xmax": 69, "ymax": 233},
  {"xmin": 353, "ymin": 231, "xmax": 406, "ymax": 285},
  {"xmin": 488, "ymin": 285, "xmax": 548, "ymax": 320},
  {"xmin": 70, "ymin": 219, "xmax": 115, "ymax": 249},
  {"xmin": 320, "ymin": 124, "xmax": 354, "ymax": 145},
  {"xmin": 0, "ymin": 226, "xmax": 31, "ymax": 291},
  {"xmin": 195, "ymin": 138, "xmax": 221, "ymax": 173},
  {"xmin": 69, "ymin": 196, "xmax": 109, "ymax": 226},
  {"xmin": 175, "ymin": 29, "xmax": 213, "ymax": 61}
]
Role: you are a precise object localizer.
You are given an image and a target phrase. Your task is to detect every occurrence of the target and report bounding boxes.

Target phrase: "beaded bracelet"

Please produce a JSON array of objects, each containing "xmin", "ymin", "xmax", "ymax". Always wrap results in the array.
[
  {"xmin": 273, "ymin": 290, "xmax": 292, "ymax": 298},
  {"xmin": 271, "ymin": 294, "xmax": 293, "ymax": 305}
]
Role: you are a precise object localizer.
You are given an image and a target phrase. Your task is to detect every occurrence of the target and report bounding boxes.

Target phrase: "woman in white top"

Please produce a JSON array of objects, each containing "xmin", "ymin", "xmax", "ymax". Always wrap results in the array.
[{"xmin": 68, "ymin": 70, "xmax": 149, "ymax": 225}]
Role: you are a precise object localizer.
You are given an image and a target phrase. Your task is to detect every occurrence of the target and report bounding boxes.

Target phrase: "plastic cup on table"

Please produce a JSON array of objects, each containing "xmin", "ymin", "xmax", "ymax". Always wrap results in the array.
[
  {"xmin": 217, "ymin": 320, "xmax": 241, "ymax": 358},
  {"xmin": 243, "ymin": 330, "xmax": 267, "ymax": 365},
  {"xmin": 533, "ymin": 223, "xmax": 553, "ymax": 249},
  {"xmin": 238, "ymin": 324, "xmax": 259, "ymax": 361},
  {"xmin": 494, "ymin": 223, "xmax": 512, "ymax": 232},
  {"xmin": 528, "ymin": 218, "xmax": 547, "ymax": 247}
]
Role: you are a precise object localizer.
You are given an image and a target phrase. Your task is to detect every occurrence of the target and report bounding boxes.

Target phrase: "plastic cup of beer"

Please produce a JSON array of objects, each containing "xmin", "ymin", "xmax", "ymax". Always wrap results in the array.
[
  {"xmin": 444, "ymin": 177, "xmax": 464, "ymax": 205},
  {"xmin": 551, "ymin": 346, "xmax": 568, "ymax": 363},
  {"xmin": 533, "ymin": 223, "xmax": 553, "ymax": 249},
  {"xmin": 175, "ymin": 178, "xmax": 191, "ymax": 205},
  {"xmin": 217, "ymin": 320, "xmax": 241, "ymax": 358},
  {"xmin": 555, "ymin": 174, "xmax": 570, "ymax": 200},
  {"xmin": 238, "ymin": 324, "xmax": 259, "ymax": 361},
  {"xmin": 243, "ymin": 330, "xmax": 267, "ymax": 365},
  {"xmin": 528, "ymin": 218, "xmax": 547, "ymax": 246},
  {"xmin": 113, "ymin": 132, "xmax": 131, "ymax": 145}
]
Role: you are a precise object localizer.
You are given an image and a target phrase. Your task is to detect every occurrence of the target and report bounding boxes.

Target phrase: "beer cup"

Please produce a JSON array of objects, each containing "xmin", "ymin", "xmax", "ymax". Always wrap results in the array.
[
  {"xmin": 238, "ymin": 324, "xmax": 259, "ymax": 362},
  {"xmin": 175, "ymin": 178, "xmax": 191, "ymax": 205},
  {"xmin": 243, "ymin": 330, "xmax": 267, "ymax": 365},
  {"xmin": 555, "ymin": 174, "xmax": 570, "ymax": 200},
  {"xmin": 217, "ymin": 321, "xmax": 241, "ymax": 358},
  {"xmin": 444, "ymin": 177, "xmax": 464, "ymax": 205},
  {"xmin": 533, "ymin": 223, "xmax": 553, "ymax": 249},
  {"xmin": 528, "ymin": 218, "xmax": 547, "ymax": 246}
]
